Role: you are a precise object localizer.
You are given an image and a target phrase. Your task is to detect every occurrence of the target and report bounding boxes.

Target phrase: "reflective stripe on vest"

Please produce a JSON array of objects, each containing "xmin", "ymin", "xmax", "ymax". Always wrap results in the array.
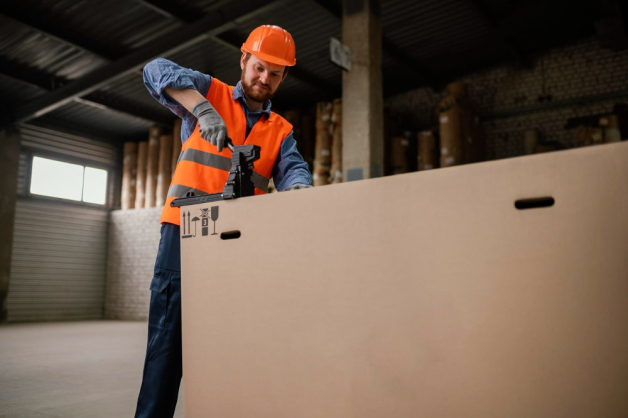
[
  {"xmin": 179, "ymin": 148, "xmax": 231, "ymax": 171},
  {"xmin": 170, "ymin": 148, "xmax": 269, "ymax": 193},
  {"xmin": 160, "ymin": 78, "xmax": 292, "ymax": 225}
]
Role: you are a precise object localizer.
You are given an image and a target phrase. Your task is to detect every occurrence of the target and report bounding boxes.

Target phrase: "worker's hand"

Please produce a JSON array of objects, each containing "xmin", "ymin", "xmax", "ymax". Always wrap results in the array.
[
  {"xmin": 192, "ymin": 100, "xmax": 228, "ymax": 152},
  {"xmin": 284, "ymin": 183, "xmax": 312, "ymax": 191}
]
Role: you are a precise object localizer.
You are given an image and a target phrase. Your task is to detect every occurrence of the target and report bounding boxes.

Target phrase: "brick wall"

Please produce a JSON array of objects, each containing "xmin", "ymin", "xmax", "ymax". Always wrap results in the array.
[
  {"xmin": 104, "ymin": 208, "xmax": 162, "ymax": 320},
  {"xmin": 385, "ymin": 38, "xmax": 628, "ymax": 160}
]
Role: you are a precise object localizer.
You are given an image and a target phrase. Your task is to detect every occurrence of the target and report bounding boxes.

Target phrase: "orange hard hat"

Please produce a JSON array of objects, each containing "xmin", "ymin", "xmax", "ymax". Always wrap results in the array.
[{"xmin": 241, "ymin": 25, "xmax": 296, "ymax": 66}]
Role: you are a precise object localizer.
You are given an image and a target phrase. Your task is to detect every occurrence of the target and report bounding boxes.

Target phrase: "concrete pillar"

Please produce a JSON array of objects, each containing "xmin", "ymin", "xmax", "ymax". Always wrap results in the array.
[
  {"xmin": 0, "ymin": 127, "xmax": 21, "ymax": 322},
  {"xmin": 341, "ymin": 0, "xmax": 384, "ymax": 181}
]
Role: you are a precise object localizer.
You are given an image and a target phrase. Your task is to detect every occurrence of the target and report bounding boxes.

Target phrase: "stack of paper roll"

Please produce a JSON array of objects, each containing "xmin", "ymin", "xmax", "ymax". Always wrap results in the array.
[
  {"xmin": 134, "ymin": 141, "xmax": 148, "ymax": 208},
  {"xmin": 313, "ymin": 101, "xmax": 333, "ymax": 186},
  {"xmin": 127, "ymin": 123, "xmax": 182, "ymax": 210},
  {"xmin": 121, "ymin": 142, "xmax": 138, "ymax": 209},
  {"xmin": 437, "ymin": 82, "xmax": 483, "ymax": 167},
  {"xmin": 437, "ymin": 83, "xmax": 465, "ymax": 168},
  {"xmin": 330, "ymin": 98, "xmax": 342, "ymax": 184},
  {"xmin": 144, "ymin": 127, "xmax": 162, "ymax": 207},
  {"xmin": 417, "ymin": 130, "xmax": 438, "ymax": 171}
]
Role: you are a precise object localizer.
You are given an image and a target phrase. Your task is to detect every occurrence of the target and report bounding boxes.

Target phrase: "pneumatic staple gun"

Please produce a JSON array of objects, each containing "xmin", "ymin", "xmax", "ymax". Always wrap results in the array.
[{"xmin": 170, "ymin": 138, "xmax": 260, "ymax": 207}]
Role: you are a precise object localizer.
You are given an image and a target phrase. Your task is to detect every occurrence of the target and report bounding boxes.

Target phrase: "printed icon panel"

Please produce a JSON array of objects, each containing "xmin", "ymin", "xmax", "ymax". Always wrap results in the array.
[{"xmin": 181, "ymin": 206, "xmax": 220, "ymax": 239}]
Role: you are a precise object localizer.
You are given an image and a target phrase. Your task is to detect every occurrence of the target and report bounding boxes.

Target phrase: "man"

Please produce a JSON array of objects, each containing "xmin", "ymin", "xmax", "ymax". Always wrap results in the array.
[{"xmin": 136, "ymin": 25, "xmax": 312, "ymax": 418}]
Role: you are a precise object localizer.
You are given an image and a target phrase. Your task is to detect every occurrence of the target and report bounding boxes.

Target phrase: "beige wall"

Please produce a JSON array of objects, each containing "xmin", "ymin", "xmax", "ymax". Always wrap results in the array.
[{"xmin": 104, "ymin": 208, "xmax": 161, "ymax": 320}]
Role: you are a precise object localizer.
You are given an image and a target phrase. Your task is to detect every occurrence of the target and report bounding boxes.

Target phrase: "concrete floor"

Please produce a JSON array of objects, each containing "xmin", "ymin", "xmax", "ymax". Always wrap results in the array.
[{"xmin": 0, "ymin": 321, "xmax": 183, "ymax": 418}]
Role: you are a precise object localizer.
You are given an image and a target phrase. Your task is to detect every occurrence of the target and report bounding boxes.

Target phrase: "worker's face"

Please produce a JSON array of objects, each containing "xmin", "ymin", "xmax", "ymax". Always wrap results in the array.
[{"xmin": 240, "ymin": 54, "xmax": 287, "ymax": 103}]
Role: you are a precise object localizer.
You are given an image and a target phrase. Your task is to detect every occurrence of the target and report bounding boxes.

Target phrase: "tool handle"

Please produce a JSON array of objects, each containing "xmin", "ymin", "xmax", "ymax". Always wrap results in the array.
[{"xmin": 226, "ymin": 137, "xmax": 234, "ymax": 152}]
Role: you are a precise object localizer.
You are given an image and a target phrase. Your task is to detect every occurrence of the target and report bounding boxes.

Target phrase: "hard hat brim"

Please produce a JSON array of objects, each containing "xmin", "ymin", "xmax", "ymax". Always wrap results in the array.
[{"xmin": 241, "ymin": 47, "xmax": 296, "ymax": 67}]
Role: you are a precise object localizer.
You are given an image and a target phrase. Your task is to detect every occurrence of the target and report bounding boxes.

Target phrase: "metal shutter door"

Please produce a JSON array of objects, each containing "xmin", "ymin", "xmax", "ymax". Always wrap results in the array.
[
  {"xmin": 16, "ymin": 152, "xmax": 28, "ymax": 196},
  {"xmin": 6, "ymin": 124, "xmax": 115, "ymax": 322},
  {"xmin": 7, "ymin": 200, "xmax": 109, "ymax": 322},
  {"xmin": 19, "ymin": 124, "xmax": 117, "ymax": 165}
]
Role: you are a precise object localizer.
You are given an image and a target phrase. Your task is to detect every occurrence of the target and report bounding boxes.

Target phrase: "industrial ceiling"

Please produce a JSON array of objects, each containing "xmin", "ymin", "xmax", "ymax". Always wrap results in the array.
[{"xmin": 0, "ymin": 0, "xmax": 618, "ymax": 143}]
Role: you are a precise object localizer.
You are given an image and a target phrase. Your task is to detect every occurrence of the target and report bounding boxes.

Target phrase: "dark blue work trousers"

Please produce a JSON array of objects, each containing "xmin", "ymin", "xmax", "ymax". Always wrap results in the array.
[{"xmin": 135, "ymin": 223, "xmax": 182, "ymax": 418}]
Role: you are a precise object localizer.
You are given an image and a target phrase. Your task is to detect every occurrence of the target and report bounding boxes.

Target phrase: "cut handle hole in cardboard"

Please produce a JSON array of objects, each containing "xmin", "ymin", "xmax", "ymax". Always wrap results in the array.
[
  {"xmin": 515, "ymin": 196, "xmax": 555, "ymax": 210},
  {"xmin": 220, "ymin": 230, "xmax": 241, "ymax": 240}
]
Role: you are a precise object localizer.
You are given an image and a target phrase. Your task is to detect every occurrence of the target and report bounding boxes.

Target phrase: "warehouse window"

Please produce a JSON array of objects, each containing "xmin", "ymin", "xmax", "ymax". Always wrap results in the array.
[{"xmin": 30, "ymin": 156, "xmax": 108, "ymax": 205}]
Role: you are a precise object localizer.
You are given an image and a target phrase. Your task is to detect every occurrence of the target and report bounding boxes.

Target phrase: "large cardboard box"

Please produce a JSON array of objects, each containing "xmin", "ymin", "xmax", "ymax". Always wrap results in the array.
[{"xmin": 180, "ymin": 142, "xmax": 628, "ymax": 417}]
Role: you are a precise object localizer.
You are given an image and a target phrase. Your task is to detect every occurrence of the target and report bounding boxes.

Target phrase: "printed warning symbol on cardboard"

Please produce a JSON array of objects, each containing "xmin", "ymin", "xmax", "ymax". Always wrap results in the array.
[
  {"xmin": 181, "ymin": 206, "xmax": 220, "ymax": 239},
  {"xmin": 181, "ymin": 211, "xmax": 200, "ymax": 239}
]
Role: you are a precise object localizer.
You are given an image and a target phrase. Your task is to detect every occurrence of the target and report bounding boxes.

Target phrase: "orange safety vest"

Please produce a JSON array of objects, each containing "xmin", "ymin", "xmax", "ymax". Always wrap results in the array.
[{"xmin": 160, "ymin": 78, "xmax": 293, "ymax": 225}]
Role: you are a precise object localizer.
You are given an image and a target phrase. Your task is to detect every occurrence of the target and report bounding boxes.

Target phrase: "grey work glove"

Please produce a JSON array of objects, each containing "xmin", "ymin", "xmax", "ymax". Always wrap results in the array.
[
  {"xmin": 192, "ymin": 99, "xmax": 228, "ymax": 152},
  {"xmin": 284, "ymin": 183, "xmax": 313, "ymax": 191}
]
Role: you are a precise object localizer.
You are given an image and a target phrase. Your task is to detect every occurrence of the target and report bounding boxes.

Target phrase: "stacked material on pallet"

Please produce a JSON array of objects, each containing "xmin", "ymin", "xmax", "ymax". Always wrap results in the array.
[
  {"xmin": 330, "ymin": 98, "xmax": 342, "ymax": 184},
  {"xmin": 573, "ymin": 114, "xmax": 622, "ymax": 146},
  {"xmin": 437, "ymin": 83, "xmax": 463, "ymax": 168},
  {"xmin": 437, "ymin": 82, "xmax": 483, "ymax": 167},
  {"xmin": 417, "ymin": 130, "xmax": 438, "ymax": 171},
  {"xmin": 313, "ymin": 102, "xmax": 333, "ymax": 186},
  {"xmin": 121, "ymin": 142, "xmax": 138, "ymax": 209}
]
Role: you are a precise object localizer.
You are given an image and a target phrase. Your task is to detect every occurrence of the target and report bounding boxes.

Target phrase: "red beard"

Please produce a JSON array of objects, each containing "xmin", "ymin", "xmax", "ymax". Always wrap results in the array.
[{"xmin": 241, "ymin": 72, "xmax": 275, "ymax": 103}]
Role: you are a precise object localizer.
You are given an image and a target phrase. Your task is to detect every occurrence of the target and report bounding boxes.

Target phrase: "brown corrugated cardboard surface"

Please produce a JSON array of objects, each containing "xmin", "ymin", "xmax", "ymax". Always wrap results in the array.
[{"xmin": 180, "ymin": 142, "xmax": 628, "ymax": 417}]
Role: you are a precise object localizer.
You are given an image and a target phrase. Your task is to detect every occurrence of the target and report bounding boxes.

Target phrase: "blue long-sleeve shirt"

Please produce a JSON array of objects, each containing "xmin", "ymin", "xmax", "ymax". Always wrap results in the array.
[{"xmin": 143, "ymin": 58, "xmax": 312, "ymax": 191}]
